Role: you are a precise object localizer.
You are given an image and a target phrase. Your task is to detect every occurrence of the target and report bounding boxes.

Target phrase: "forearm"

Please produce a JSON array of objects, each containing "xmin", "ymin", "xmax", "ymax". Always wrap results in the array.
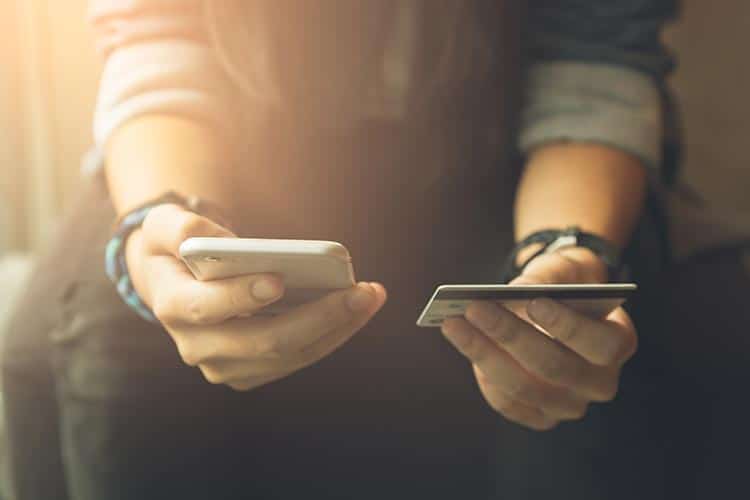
[
  {"xmin": 91, "ymin": 1, "xmax": 243, "ymax": 216},
  {"xmin": 514, "ymin": 142, "xmax": 647, "ymax": 248},
  {"xmin": 105, "ymin": 115, "xmax": 238, "ymax": 216}
]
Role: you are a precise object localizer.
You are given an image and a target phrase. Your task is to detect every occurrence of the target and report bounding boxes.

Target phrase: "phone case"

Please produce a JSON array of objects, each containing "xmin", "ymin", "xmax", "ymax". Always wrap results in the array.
[{"xmin": 179, "ymin": 238, "xmax": 356, "ymax": 314}]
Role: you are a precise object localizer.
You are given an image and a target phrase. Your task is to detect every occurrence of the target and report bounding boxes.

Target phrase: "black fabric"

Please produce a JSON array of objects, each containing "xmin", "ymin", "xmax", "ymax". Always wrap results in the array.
[{"xmin": 0, "ymin": 2, "xmax": 680, "ymax": 499}]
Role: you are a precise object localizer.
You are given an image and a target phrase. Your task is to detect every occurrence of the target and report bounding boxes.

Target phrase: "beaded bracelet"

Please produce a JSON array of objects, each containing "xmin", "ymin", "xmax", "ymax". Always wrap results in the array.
[
  {"xmin": 105, "ymin": 192, "xmax": 196, "ymax": 322},
  {"xmin": 104, "ymin": 191, "xmax": 235, "ymax": 323}
]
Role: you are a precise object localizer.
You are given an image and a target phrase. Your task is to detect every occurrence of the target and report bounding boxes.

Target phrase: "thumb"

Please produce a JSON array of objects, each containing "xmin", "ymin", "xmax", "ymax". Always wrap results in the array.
[
  {"xmin": 141, "ymin": 203, "xmax": 235, "ymax": 258},
  {"xmin": 511, "ymin": 252, "xmax": 581, "ymax": 286}
]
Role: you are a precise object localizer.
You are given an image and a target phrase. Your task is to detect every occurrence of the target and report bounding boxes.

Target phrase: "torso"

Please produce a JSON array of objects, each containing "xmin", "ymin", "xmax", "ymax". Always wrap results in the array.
[{"xmin": 209, "ymin": 4, "xmax": 522, "ymax": 495}]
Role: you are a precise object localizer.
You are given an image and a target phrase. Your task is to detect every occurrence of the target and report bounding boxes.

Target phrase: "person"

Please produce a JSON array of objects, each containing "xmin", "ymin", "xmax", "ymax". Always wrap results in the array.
[{"xmin": 1, "ymin": 1, "xmax": 679, "ymax": 499}]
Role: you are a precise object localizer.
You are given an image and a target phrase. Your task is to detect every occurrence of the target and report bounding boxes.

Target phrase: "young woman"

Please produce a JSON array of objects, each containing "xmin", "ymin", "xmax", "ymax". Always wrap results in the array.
[{"xmin": 2, "ymin": 1, "xmax": 678, "ymax": 499}]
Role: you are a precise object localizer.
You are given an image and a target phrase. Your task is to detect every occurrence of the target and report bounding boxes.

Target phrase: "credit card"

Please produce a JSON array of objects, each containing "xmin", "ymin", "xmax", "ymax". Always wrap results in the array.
[{"xmin": 416, "ymin": 284, "xmax": 637, "ymax": 327}]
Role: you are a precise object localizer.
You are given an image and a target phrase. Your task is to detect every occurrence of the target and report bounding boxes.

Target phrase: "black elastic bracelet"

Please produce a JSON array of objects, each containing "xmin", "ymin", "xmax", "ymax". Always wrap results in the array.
[{"xmin": 501, "ymin": 226, "xmax": 623, "ymax": 283}]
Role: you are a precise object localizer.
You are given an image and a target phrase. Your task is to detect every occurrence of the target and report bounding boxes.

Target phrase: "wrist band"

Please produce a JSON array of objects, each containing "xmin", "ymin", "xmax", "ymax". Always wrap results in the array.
[
  {"xmin": 501, "ymin": 226, "xmax": 623, "ymax": 283},
  {"xmin": 105, "ymin": 191, "xmax": 230, "ymax": 322}
]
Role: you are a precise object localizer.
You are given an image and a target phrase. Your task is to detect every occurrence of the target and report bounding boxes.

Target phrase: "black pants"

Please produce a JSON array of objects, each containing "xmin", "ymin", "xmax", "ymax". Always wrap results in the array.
[{"xmin": 2, "ymin": 122, "xmax": 679, "ymax": 500}]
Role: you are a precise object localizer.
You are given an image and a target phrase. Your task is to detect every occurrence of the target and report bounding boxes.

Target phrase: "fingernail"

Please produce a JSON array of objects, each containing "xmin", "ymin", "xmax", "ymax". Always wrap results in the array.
[
  {"xmin": 346, "ymin": 284, "xmax": 374, "ymax": 312},
  {"xmin": 528, "ymin": 299, "xmax": 556, "ymax": 323},
  {"xmin": 251, "ymin": 278, "xmax": 280, "ymax": 301},
  {"xmin": 465, "ymin": 302, "xmax": 500, "ymax": 331}
]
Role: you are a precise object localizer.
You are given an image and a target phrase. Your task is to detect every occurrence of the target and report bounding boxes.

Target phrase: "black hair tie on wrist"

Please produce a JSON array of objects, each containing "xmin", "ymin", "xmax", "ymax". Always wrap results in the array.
[{"xmin": 500, "ymin": 226, "xmax": 624, "ymax": 283}]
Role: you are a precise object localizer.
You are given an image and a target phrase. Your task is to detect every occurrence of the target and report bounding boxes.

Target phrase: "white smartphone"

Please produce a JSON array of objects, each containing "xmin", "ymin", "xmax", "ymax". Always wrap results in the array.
[
  {"xmin": 416, "ymin": 283, "xmax": 637, "ymax": 327},
  {"xmin": 179, "ymin": 237, "xmax": 356, "ymax": 314}
]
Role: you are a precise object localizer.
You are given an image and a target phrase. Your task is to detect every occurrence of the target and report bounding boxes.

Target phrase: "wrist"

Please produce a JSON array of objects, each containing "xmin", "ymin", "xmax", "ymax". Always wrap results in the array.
[
  {"xmin": 552, "ymin": 246, "xmax": 609, "ymax": 283},
  {"xmin": 503, "ymin": 227, "xmax": 621, "ymax": 283}
]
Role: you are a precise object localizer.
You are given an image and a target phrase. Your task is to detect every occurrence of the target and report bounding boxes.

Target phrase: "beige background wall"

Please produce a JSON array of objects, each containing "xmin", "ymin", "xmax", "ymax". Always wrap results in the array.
[
  {"xmin": 666, "ymin": 0, "xmax": 750, "ymax": 258},
  {"xmin": 0, "ymin": 0, "xmax": 97, "ymax": 252},
  {"xmin": 0, "ymin": 0, "xmax": 747, "ymax": 257}
]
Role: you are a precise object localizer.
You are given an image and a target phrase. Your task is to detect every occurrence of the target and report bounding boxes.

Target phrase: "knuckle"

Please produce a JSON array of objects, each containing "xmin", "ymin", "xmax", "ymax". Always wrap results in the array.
[
  {"xmin": 245, "ymin": 333, "xmax": 283, "ymax": 359},
  {"xmin": 184, "ymin": 298, "xmax": 218, "ymax": 325},
  {"xmin": 593, "ymin": 348, "xmax": 620, "ymax": 368},
  {"xmin": 459, "ymin": 331, "xmax": 485, "ymax": 362},
  {"xmin": 151, "ymin": 289, "xmax": 187, "ymax": 324},
  {"xmin": 552, "ymin": 315, "xmax": 578, "ymax": 343},
  {"xmin": 176, "ymin": 213, "xmax": 213, "ymax": 243},
  {"xmin": 327, "ymin": 295, "xmax": 354, "ymax": 325},
  {"xmin": 504, "ymin": 380, "xmax": 532, "ymax": 402},
  {"xmin": 596, "ymin": 332, "xmax": 637, "ymax": 367},
  {"xmin": 538, "ymin": 355, "xmax": 566, "ymax": 381},
  {"xmin": 592, "ymin": 380, "xmax": 619, "ymax": 402},
  {"xmin": 487, "ymin": 316, "xmax": 518, "ymax": 345},
  {"xmin": 228, "ymin": 283, "xmax": 251, "ymax": 310},
  {"xmin": 487, "ymin": 394, "xmax": 513, "ymax": 415},
  {"xmin": 573, "ymin": 402, "xmax": 590, "ymax": 419},
  {"xmin": 151, "ymin": 296, "xmax": 175, "ymax": 324},
  {"xmin": 473, "ymin": 365, "xmax": 492, "ymax": 386},
  {"xmin": 176, "ymin": 343, "xmax": 201, "ymax": 367},
  {"xmin": 259, "ymin": 335, "xmax": 283, "ymax": 357},
  {"xmin": 200, "ymin": 366, "xmax": 227, "ymax": 385},
  {"xmin": 228, "ymin": 381, "xmax": 254, "ymax": 392},
  {"xmin": 559, "ymin": 401, "xmax": 589, "ymax": 421}
]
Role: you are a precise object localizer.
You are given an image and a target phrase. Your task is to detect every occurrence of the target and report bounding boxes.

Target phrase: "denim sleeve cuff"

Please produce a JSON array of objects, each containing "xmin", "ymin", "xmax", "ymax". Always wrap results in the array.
[
  {"xmin": 93, "ymin": 39, "xmax": 239, "ymax": 148},
  {"xmin": 519, "ymin": 62, "xmax": 663, "ymax": 171}
]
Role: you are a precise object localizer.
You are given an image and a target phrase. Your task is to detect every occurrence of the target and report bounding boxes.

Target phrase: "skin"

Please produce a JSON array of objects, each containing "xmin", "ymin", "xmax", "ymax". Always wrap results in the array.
[
  {"xmin": 108, "ymin": 116, "xmax": 646, "ymax": 429},
  {"xmin": 109, "ymin": 116, "xmax": 388, "ymax": 391},
  {"xmin": 441, "ymin": 143, "xmax": 646, "ymax": 430}
]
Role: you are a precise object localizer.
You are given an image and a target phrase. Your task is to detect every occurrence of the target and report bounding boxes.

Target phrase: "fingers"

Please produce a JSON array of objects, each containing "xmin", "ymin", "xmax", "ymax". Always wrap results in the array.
[
  {"xmin": 475, "ymin": 371, "xmax": 559, "ymax": 431},
  {"xmin": 196, "ymin": 314, "xmax": 369, "ymax": 386},
  {"xmin": 149, "ymin": 256, "xmax": 285, "ymax": 325},
  {"xmin": 511, "ymin": 252, "xmax": 580, "ymax": 286},
  {"xmin": 527, "ymin": 299, "xmax": 637, "ymax": 367},
  {"xmin": 464, "ymin": 302, "xmax": 618, "ymax": 402},
  {"xmin": 170, "ymin": 282, "xmax": 387, "ymax": 387},
  {"xmin": 264, "ymin": 282, "xmax": 384, "ymax": 354},
  {"xmin": 513, "ymin": 249, "xmax": 604, "ymax": 286},
  {"xmin": 141, "ymin": 203, "xmax": 235, "ymax": 257},
  {"xmin": 442, "ymin": 318, "xmax": 591, "ymax": 420}
]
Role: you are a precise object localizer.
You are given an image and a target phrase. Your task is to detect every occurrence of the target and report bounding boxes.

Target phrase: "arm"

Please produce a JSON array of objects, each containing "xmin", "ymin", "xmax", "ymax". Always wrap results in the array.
[
  {"xmin": 513, "ymin": 144, "xmax": 647, "ymax": 282},
  {"xmin": 90, "ymin": 0, "xmax": 240, "ymax": 214},
  {"xmin": 516, "ymin": 0, "xmax": 679, "ymax": 249},
  {"xmin": 90, "ymin": 1, "xmax": 387, "ymax": 391},
  {"xmin": 441, "ymin": 0, "xmax": 678, "ymax": 430}
]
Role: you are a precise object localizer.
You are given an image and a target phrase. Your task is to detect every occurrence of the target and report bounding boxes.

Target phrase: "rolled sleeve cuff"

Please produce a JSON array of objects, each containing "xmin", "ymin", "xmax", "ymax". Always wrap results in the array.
[
  {"xmin": 519, "ymin": 62, "xmax": 663, "ymax": 171},
  {"xmin": 93, "ymin": 39, "xmax": 238, "ymax": 148}
]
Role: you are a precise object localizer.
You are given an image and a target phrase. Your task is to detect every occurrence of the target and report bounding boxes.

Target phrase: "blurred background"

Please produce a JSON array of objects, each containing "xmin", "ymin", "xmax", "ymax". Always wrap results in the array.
[
  {"xmin": 0, "ymin": 0, "xmax": 748, "ymax": 497},
  {"xmin": 0, "ymin": 0, "xmax": 96, "ymax": 256}
]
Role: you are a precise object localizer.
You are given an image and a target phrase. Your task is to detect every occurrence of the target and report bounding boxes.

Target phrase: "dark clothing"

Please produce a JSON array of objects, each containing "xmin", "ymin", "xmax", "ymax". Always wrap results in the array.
[
  {"xmin": 4, "ymin": 119, "xmax": 675, "ymax": 500},
  {"xmin": 3, "ymin": 2, "xmax": 680, "ymax": 499}
]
